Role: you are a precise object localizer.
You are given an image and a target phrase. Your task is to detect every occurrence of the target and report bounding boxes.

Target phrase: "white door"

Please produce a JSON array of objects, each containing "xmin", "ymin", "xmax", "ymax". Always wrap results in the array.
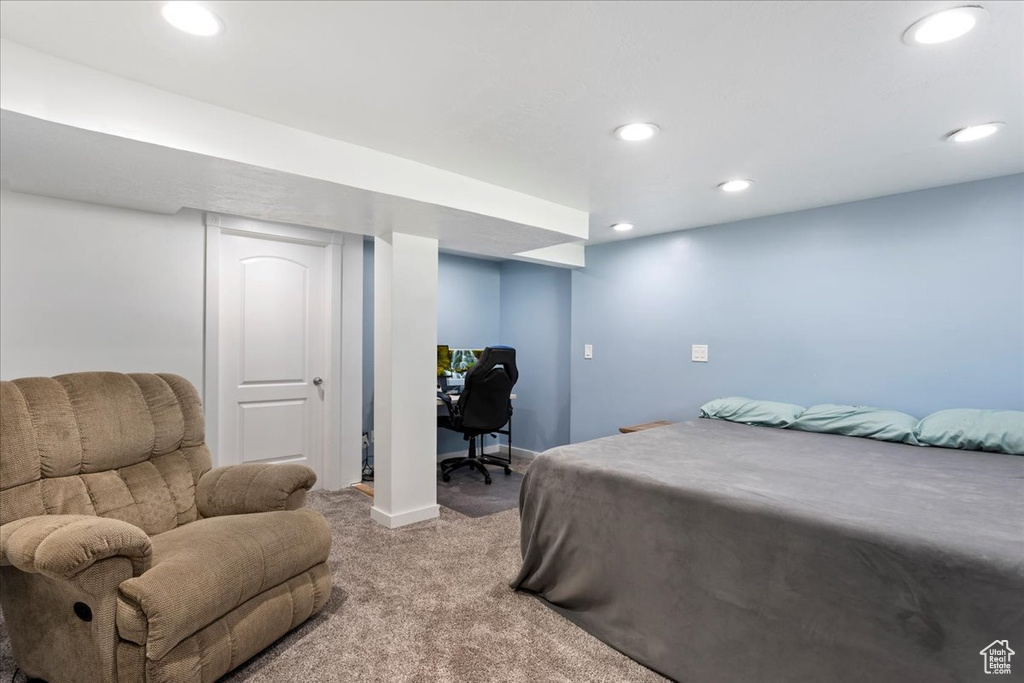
[{"xmin": 218, "ymin": 233, "xmax": 327, "ymax": 486}]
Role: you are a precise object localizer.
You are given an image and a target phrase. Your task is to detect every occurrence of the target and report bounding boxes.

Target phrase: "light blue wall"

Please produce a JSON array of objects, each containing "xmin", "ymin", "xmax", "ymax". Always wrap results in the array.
[
  {"xmin": 499, "ymin": 261, "xmax": 572, "ymax": 453},
  {"xmin": 436, "ymin": 253, "xmax": 502, "ymax": 455},
  {"xmin": 570, "ymin": 174, "xmax": 1024, "ymax": 443},
  {"xmin": 437, "ymin": 253, "xmax": 502, "ymax": 348}
]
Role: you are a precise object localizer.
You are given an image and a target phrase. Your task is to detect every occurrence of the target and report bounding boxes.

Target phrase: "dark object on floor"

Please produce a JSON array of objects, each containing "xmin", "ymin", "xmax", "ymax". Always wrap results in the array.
[
  {"xmin": 438, "ymin": 346, "xmax": 517, "ymax": 484},
  {"xmin": 437, "ymin": 465, "xmax": 524, "ymax": 518},
  {"xmin": 513, "ymin": 418, "xmax": 1024, "ymax": 683},
  {"xmin": 361, "ymin": 432, "xmax": 374, "ymax": 481}
]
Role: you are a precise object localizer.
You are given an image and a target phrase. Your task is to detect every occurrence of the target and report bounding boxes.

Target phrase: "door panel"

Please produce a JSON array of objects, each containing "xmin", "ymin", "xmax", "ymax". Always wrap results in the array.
[
  {"xmin": 238, "ymin": 399, "xmax": 307, "ymax": 464},
  {"xmin": 241, "ymin": 257, "xmax": 307, "ymax": 383},
  {"xmin": 219, "ymin": 234, "xmax": 326, "ymax": 486}
]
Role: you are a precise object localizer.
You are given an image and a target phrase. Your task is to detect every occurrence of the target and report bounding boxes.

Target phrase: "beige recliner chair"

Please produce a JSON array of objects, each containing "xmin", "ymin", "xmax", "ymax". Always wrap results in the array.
[{"xmin": 0, "ymin": 372, "xmax": 332, "ymax": 683}]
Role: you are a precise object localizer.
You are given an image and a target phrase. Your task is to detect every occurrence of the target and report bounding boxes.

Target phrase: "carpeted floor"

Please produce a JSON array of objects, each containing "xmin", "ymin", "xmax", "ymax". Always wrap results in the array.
[
  {"xmin": 436, "ymin": 465, "xmax": 524, "ymax": 518},
  {"xmin": 0, "ymin": 487, "xmax": 665, "ymax": 683}
]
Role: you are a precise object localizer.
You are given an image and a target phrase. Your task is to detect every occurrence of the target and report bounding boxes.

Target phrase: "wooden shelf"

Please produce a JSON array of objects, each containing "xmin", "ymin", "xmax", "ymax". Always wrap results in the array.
[{"xmin": 619, "ymin": 420, "xmax": 673, "ymax": 434}]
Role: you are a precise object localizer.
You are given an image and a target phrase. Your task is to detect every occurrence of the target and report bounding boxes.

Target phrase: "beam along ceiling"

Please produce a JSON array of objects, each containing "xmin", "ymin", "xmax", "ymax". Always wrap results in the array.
[{"xmin": 1, "ymin": 1, "xmax": 1022, "ymax": 244}]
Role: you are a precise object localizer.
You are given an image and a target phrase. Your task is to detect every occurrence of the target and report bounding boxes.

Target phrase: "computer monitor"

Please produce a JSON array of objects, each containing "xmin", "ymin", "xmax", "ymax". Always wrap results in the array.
[
  {"xmin": 450, "ymin": 349, "xmax": 483, "ymax": 379},
  {"xmin": 438, "ymin": 347, "xmax": 483, "ymax": 390},
  {"xmin": 437, "ymin": 345, "xmax": 452, "ymax": 377}
]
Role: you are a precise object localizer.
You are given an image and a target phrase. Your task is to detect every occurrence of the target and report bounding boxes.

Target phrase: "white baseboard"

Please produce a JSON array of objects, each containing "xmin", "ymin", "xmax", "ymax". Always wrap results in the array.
[
  {"xmin": 369, "ymin": 504, "xmax": 440, "ymax": 528},
  {"xmin": 508, "ymin": 446, "xmax": 540, "ymax": 461}
]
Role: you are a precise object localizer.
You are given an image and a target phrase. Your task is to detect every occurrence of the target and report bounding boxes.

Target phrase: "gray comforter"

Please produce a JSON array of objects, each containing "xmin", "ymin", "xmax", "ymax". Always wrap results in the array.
[{"xmin": 512, "ymin": 419, "xmax": 1024, "ymax": 682}]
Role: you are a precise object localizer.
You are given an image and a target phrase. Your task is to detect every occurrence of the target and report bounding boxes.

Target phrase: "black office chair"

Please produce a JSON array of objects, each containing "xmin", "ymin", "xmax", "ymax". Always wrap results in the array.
[{"xmin": 438, "ymin": 346, "xmax": 517, "ymax": 485}]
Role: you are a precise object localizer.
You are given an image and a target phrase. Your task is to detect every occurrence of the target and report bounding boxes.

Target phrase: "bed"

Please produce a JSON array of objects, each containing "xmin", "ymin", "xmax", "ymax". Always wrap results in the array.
[{"xmin": 512, "ymin": 418, "xmax": 1024, "ymax": 682}]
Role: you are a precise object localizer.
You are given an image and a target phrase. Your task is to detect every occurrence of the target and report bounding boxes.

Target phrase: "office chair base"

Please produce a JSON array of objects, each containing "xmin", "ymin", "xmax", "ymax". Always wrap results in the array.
[
  {"xmin": 439, "ymin": 455, "xmax": 493, "ymax": 485},
  {"xmin": 478, "ymin": 454, "xmax": 512, "ymax": 476},
  {"xmin": 438, "ymin": 430, "xmax": 513, "ymax": 485}
]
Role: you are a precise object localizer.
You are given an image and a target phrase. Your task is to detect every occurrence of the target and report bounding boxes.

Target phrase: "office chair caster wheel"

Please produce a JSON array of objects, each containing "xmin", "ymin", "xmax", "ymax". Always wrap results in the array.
[
  {"xmin": 485, "ymin": 477, "xmax": 492, "ymax": 485},
  {"xmin": 503, "ymin": 467, "xmax": 511, "ymax": 475},
  {"xmin": 442, "ymin": 473, "xmax": 451, "ymax": 482}
]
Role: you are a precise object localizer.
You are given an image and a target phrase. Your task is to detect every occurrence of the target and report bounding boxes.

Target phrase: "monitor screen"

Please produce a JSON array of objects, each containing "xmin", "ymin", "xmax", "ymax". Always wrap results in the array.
[
  {"xmin": 437, "ymin": 345, "xmax": 452, "ymax": 377},
  {"xmin": 450, "ymin": 348, "xmax": 484, "ymax": 379}
]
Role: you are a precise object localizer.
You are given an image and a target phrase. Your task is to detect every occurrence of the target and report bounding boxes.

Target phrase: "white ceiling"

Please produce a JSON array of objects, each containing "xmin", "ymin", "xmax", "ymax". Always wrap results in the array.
[{"xmin": 1, "ymin": 1, "xmax": 1022, "ymax": 244}]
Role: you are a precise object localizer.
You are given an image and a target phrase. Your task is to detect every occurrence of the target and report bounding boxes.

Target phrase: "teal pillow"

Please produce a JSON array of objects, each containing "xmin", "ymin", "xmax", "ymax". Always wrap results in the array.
[
  {"xmin": 789, "ymin": 404, "xmax": 920, "ymax": 445},
  {"xmin": 915, "ymin": 409, "xmax": 1024, "ymax": 455},
  {"xmin": 699, "ymin": 397, "xmax": 805, "ymax": 428}
]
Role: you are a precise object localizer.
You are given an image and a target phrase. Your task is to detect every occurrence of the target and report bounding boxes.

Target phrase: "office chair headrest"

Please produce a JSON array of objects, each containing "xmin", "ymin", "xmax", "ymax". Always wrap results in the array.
[{"xmin": 466, "ymin": 346, "xmax": 518, "ymax": 387}]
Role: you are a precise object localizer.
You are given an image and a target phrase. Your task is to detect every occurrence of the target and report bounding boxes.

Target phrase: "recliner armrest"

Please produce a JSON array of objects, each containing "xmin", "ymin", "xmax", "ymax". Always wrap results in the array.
[
  {"xmin": 0, "ymin": 515, "xmax": 152, "ymax": 580},
  {"xmin": 196, "ymin": 463, "xmax": 316, "ymax": 517}
]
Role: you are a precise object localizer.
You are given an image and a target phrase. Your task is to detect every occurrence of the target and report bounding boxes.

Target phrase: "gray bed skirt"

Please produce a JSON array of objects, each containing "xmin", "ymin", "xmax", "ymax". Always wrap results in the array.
[{"xmin": 512, "ymin": 419, "xmax": 1024, "ymax": 682}]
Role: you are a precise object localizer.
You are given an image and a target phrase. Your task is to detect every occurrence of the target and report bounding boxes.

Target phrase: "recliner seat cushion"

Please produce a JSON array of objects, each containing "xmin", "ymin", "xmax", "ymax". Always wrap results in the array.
[{"xmin": 117, "ymin": 508, "xmax": 331, "ymax": 660}]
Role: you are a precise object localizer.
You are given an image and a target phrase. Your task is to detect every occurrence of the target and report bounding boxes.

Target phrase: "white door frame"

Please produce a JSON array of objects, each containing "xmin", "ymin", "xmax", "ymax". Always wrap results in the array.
[{"xmin": 204, "ymin": 212, "xmax": 360, "ymax": 490}]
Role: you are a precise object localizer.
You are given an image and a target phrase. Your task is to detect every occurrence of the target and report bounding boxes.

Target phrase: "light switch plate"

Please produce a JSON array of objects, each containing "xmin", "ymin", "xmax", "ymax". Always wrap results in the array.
[
  {"xmin": 584, "ymin": 344, "xmax": 593, "ymax": 360},
  {"xmin": 691, "ymin": 344, "xmax": 708, "ymax": 362}
]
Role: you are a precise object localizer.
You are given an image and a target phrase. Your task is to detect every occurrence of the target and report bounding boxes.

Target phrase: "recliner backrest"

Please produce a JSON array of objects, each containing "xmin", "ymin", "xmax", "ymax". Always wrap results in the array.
[
  {"xmin": 457, "ymin": 347, "xmax": 517, "ymax": 432},
  {"xmin": 0, "ymin": 372, "xmax": 212, "ymax": 533}
]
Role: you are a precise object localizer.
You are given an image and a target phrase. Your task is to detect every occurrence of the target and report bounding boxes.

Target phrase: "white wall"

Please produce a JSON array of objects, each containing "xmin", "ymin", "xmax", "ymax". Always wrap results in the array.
[{"xmin": 0, "ymin": 191, "xmax": 205, "ymax": 387}]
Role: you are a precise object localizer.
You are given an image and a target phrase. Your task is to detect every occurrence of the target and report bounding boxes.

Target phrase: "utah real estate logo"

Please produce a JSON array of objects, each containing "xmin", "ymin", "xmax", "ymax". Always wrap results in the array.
[{"xmin": 980, "ymin": 640, "xmax": 1014, "ymax": 675}]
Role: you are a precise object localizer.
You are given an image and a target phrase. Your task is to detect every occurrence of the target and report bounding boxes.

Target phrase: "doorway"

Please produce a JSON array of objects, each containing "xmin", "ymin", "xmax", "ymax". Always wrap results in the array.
[{"xmin": 205, "ymin": 214, "xmax": 348, "ymax": 489}]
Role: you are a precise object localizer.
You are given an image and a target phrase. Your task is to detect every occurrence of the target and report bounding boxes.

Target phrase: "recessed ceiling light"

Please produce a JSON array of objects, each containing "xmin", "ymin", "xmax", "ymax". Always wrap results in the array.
[
  {"xmin": 162, "ymin": 2, "xmax": 224, "ymax": 37},
  {"xmin": 614, "ymin": 123, "xmax": 660, "ymax": 142},
  {"xmin": 718, "ymin": 179, "xmax": 753, "ymax": 193},
  {"xmin": 611, "ymin": 223, "xmax": 634, "ymax": 232},
  {"xmin": 902, "ymin": 6, "xmax": 987, "ymax": 46},
  {"xmin": 946, "ymin": 122, "xmax": 1005, "ymax": 143}
]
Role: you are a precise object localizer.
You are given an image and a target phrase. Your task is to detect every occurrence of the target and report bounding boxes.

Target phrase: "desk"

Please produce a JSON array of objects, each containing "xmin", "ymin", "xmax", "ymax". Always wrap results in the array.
[{"xmin": 436, "ymin": 393, "xmax": 516, "ymax": 405}]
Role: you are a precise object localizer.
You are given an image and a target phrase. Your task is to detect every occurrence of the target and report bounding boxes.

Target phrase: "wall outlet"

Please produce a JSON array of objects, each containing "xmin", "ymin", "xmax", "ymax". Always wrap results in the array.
[
  {"xmin": 584, "ymin": 343, "xmax": 593, "ymax": 360},
  {"xmin": 691, "ymin": 344, "xmax": 709, "ymax": 362}
]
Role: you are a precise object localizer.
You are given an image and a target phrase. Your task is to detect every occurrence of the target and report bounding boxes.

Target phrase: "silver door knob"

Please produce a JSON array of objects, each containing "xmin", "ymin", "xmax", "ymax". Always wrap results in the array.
[{"xmin": 312, "ymin": 376, "xmax": 323, "ymax": 386}]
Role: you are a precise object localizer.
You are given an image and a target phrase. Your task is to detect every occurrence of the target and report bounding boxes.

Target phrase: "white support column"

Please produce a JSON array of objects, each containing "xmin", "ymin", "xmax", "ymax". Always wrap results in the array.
[{"xmin": 370, "ymin": 232, "xmax": 440, "ymax": 528}]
